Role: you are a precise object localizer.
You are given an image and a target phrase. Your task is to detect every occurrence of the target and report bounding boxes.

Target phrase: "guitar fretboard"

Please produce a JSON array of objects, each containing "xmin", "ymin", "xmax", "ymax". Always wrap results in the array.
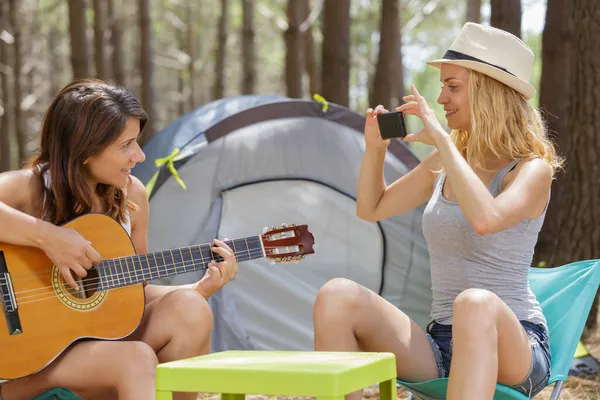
[{"xmin": 96, "ymin": 236, "xmax": 264, "ymax": 290}]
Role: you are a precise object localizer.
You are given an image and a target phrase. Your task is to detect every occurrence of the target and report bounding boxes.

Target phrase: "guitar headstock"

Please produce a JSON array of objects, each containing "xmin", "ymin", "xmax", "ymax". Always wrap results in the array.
[{"xmin": 260, "ymin": 224, "xmax": 315, "ymax": 264}]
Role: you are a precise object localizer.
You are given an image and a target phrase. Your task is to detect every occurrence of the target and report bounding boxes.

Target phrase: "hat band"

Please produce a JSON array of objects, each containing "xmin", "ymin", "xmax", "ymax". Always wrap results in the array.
[{"xmin": 442, "ymin": 50, "xmax": 515, "ymax": 77}]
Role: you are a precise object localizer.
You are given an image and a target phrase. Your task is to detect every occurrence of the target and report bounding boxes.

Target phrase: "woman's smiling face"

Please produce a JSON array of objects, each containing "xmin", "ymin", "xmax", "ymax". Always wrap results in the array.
[{"xmin": 437, "ymin": 64, "xmax": 471, "ymax": 132}]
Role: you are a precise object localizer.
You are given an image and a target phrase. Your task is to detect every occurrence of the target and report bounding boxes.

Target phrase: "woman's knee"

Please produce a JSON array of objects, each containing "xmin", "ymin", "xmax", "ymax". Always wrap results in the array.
[
  {"xmin": 116, "ymin": 341, "xmax": 159, "ymax": 377},
  {"xmin": 314, "ymin": 278, "xmax": 364, "ymax": 317},
  {"xmin": 453, "ymin": 288, "xmax": 498, "ymax": 332},
  {"xmin": 163, "ymin": 289, "xmax": 214, "ymax": 337}
]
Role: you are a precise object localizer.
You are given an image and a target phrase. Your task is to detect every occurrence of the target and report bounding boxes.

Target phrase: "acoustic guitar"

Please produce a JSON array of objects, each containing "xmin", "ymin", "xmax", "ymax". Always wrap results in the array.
[{"xmin": 0, "ymin": 213, "xmax": 315, "ymax": 380}]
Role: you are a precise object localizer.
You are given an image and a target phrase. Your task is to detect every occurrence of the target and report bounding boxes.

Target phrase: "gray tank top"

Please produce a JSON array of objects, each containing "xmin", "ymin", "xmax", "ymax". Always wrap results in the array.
[{"xmin": 422, "ymin": 159, "xmax": 547, "ymax": 327}]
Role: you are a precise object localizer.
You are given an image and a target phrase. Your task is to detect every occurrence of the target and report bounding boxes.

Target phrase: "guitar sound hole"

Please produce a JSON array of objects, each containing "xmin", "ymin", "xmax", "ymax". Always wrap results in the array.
[{"xmin": 64, "ymin": 267, "xmax": 100, "ymax": 299}]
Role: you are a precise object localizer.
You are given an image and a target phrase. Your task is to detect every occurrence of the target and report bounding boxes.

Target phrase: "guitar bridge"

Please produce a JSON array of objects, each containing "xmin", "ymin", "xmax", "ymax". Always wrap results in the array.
[{"xmin": 0, "ymin": 251, "xmax": 23, "ymax": 335}]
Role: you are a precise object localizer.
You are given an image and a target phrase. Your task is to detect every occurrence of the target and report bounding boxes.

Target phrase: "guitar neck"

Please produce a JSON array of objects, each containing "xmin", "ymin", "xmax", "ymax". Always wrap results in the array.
[{"xmin": 97, "ymin": 236, "xmax": 264, "ymax": 290}]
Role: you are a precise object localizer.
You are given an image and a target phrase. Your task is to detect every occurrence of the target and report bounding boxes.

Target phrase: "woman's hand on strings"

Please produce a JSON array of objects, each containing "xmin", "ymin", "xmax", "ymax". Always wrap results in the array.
[
  {"xmin": 195, "ymin": 238, "xmax": 238, "ymax": 298},
  {"xmin": 39, "ymin": 223, "xmax": 101, "ymax": 290}
]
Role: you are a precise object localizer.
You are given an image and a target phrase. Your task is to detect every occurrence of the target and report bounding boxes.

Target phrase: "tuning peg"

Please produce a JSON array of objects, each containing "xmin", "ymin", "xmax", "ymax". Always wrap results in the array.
[{"xmin": 262, "ymin": 226, "xmax": 269, "ymax": 233}]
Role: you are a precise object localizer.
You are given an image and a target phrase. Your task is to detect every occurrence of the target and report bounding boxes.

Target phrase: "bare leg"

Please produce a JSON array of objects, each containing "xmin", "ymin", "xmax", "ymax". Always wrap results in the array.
[
  {"xmin": 313, "ymin": 278, "xmax": 439, "ymax": 400},
  {"xmin": 447, "ymin": 288, "xmax": 533, "ymax": 400},
  {"xmin": 1, "ymin": 340, "xmax": 158, "ymax": 400},
  {"xmin": 130, "ymin": 288, "xmax": 214, "ymax": 400}
]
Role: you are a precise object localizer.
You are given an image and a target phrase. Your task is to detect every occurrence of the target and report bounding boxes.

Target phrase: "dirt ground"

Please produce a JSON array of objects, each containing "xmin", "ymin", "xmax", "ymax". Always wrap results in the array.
[{"xmin": 195, "ymin": 330, "xmax": 600, "ymax": 400}]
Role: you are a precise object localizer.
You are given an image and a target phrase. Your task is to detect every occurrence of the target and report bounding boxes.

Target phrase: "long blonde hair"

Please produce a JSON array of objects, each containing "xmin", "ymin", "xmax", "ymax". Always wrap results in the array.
[{"xmin": 450, "ymin": 70, "xmax": 563, "ymax": 173}]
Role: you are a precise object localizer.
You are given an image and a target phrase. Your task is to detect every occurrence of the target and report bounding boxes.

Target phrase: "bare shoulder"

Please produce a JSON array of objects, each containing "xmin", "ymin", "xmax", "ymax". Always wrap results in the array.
[
  {"xmin": 517, "ymin": 157, "xmax": 553, "ymax": 181},
  {"xmin": 127, "ymin": 175, "xmax": 149, "ymax": 207},
  {"xmin": 505, "ymin": 157, "xmax": 553, "ymax": 190},
  {"xmin": 0, "ymin": 169, "xmax": 42, "ymax": 211}
]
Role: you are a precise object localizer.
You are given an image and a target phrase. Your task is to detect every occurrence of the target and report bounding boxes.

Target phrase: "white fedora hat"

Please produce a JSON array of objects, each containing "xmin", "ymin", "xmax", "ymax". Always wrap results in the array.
[{"xmin": 427, "ymin": 22, "xmax": 536, "ymax": 100}]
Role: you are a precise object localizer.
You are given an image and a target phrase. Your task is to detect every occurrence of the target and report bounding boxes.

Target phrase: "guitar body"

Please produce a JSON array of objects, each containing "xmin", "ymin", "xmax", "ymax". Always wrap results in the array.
[{"xmin": 0, "ymin": 214, "xmax": 145, "ymax": 380}]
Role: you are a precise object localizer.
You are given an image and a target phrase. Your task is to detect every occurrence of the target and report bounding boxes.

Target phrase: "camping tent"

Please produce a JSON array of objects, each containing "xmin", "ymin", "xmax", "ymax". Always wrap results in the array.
[{"xmin": 132, "ymin": 95, "xmax": 432, "ymax": 352}]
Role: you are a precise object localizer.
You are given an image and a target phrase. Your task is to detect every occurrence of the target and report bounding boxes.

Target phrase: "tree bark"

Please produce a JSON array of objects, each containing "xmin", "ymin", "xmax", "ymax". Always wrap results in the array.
[
  {"xmin": 68, "ymin": 0, "xmax": 90, "ymax": 78},
  {"xmin": 370, "ymin": 0, "xmax": 403, "ymax": 109},
  {"xmin": 48, "ymin": 28, "xmax": 62, "ymax": 97},
  {"xmin": 107, "ymin": 0, "xmax": 125, "ymax": 86},
  {"xmin": 138, "ymin": 0, "xmax": 155, "ymax": 147},
  {"xmin": 0, "ymin": 1, "xmax": 12, "ymax": 172},
  {"xmin": 212, "ymin": 0, "xmax": 228, "ymax": 100},
  {"xmin": 8, "ymin": 0, "xmax": 25, "ymax": 165},
  {"xmin": 549, "ymin": 0, "xmax": 600, "ymax": 331},
  {"xmin": 321, "ymin": 0, "xmax": 350, "ymax": 107},
  {"xmin": 534, "ymin": 0, "xmax": 574, "ymax": 267},
  {"xmin": 285, "ymin": 0, "xmax": 304, "ymax": 98},
  {"xmin": 302, "ymin": 0, "xmax": 319, "ymax": 96},
  {"xmin": 490, "ymin": 0, "xmax": 521, "ymax": 38},
  {"xmin": 93, "ymin": 0, "xmax": 108, "ymax": 79},
  {"xmin": 187, "ymin": 4, "xmax": 197, "ymax": 108},
  {"xmin": 241, "ymin": 0, "xmax": 255, "ymax": 94},
  {"xmin": 466, "ymin": 0, "xmax": 481, "ymax": 23}
]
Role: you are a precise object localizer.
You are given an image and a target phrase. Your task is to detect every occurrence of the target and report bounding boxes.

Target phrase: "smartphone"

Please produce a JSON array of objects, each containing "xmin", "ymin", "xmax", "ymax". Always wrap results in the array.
[{"xmin": 376, "ymin": 111, "xmax": 408, "ymax": 139}]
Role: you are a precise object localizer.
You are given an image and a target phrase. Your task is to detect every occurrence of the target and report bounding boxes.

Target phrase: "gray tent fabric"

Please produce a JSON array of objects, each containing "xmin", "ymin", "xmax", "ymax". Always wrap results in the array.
[{"xmin": 131, "ymin": 96, "xmax": 431, "ymax": 352}]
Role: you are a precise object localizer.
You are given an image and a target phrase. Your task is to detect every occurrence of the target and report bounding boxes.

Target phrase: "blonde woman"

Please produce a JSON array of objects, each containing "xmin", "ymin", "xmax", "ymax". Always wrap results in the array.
[{"xmin": 313, "ymin": 23, "xmax": 561, "ymax": 399}]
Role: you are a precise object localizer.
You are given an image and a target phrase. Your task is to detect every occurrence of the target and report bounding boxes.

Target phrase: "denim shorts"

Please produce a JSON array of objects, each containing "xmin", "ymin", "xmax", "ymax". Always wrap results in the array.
[{"xmin": 425, "ymin": 320, "xmax": 551, "ymax": 398}]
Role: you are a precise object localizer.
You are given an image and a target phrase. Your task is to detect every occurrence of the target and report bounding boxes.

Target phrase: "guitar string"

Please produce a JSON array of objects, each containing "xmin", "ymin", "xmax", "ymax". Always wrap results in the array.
[
  {"xmin": 4, "ymin": 248, "xmax": 301, "ymax": 305},
  {"xmin": 8, "ymin": 248, "xmax": 268, "ymax": 301},
  {"xmin": 3, "ymin": 238, "xmax": 264, "ymax": 281},
  {"xmin": 2, "ymin": 247, "xmax": 269, "ymax": 297},
  {"xmin": 13, "ymin": 252, "xmax": 296, "ymax": 306}
]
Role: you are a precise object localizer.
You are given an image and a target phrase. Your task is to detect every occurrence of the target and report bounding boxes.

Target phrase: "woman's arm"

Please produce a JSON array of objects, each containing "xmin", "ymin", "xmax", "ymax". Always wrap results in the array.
[
  {"xmin": 398, "ymin": 85, "xmax": 553, "ymax": 236},
  {"xmin": 434, "ymin": 136, "xmax": 552, "ymax": 235},
  {"xmin": 128, "ymin": 177, "xmax": 237, "ymax": 304},
  {"xmin": 0, "ymin": 170, "xmax": 51, "ymax": 248},
  {"xmin": 0, "ymin": 170, "xmax": 102, "ymax": 289},
  {"xmin": 356, "ymin": 106, "xmax": 440, "ymax": 222}
]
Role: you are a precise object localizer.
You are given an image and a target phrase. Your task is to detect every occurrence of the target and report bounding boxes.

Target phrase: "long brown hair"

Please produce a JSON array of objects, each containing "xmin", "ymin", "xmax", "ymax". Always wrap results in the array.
[{"xmin": 27, "ymin": 78, "xmax": 148, "ymax": 225}]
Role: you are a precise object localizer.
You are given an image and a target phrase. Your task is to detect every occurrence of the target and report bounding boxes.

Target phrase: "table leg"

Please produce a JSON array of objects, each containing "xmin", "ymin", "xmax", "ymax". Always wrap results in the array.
[
  {"xmin": 156, "ymin": 390, "xmax": 173, "ymax": 400},
  {"xmin": 379, "ymin": 378, "xmax": 396, "ymax": 400},
  {"xmin": 221, "ymin": 393, "xmax": 245, "ymax": 400}
]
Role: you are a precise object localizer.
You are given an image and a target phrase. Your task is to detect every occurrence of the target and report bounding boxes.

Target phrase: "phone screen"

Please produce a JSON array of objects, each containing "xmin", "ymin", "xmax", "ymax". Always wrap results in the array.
[{"xmin": 376, "ymin": 112, "xmax": 408, "ymax": 139}]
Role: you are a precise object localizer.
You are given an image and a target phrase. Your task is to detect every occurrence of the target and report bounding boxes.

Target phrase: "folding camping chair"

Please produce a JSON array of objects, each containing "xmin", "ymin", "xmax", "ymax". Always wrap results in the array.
[{"xmin": 398, "ymin": 259, "xmax": 600, "ymax": 400}]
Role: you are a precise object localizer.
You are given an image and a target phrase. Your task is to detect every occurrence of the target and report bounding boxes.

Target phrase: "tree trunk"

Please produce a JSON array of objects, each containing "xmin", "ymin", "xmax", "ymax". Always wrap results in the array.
[
  {"xmin": 178, "ymin": 24, "xmax": 186, "ymax": 117},
  {"xmin": 302, "ymin": 0, "xmax": 319, "ymax": 96},
  {"xmin": 107, "ymin": 0, "xmax": 125, "ymax": 86},
  {"xmin": 68, "ymin": 0, "xmax": 90, "ymax": 78},
  {"xmin": 212, "ymin": 0, "xmax": 228, "ymax": 100},
  {"xmin": 285, "ymin": 0, "xmax": 303, "ymax": 98},
  {"xmin": 93, "ymin": 0, "xmax": 107, "ymax": 79},
  {"xmin": 534, "ymin": 0, "xmax": 574, "ymax": 267},
  {"xmin": 8, "ymin": 0, "xmax": 25, "ymax": 165},
  {"xmin": 550, "ymin": 0, "xmax": 600, "ymax": 332},
  {"xmin": 187, "ymin": 4, "xmax": 197, "ymax": 109},
  {"xmin": 48, "ymin": 28, "xmax": 62, "ymax": 97},
  {"xmin": 0, "ymin": 1, "xmax": 11, "ymax": 172},
  {"xmin": 321, "ymin": 0, "xmax": 350, "ymax": 107},
  {"xmin": 241, "ymin": 0, "xmax": 255, "ymax": 94},
  {"xmin": 466, "ymin": 0, "xmax": 481, "ymax": 23},
  {"xmin": 490, "ymin": 0, "xmax": 521, "ymax": 38},
  {"xmin": 370, "ymin": 0, "xmax": 403, "ymax": 109},
  {"xmin": 138, "ymin": 0, "xmax": 155, "ymax": 147}
]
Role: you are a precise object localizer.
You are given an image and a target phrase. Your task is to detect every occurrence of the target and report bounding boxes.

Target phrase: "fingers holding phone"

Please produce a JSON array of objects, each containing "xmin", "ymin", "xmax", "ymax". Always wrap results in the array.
[
  {"xmin": 364, "ymin": 105, "xmax": 391, "ymax": 149},
  {"xmin": 376, "ymin": 111, "xmax": 408, "ymax": 140}
]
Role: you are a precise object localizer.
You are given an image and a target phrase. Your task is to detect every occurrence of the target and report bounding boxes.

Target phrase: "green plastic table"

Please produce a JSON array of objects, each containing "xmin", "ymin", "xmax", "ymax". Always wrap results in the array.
[{"xmin": 155, "ymin": 350, "xmax": 397, "ymax": 400}]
